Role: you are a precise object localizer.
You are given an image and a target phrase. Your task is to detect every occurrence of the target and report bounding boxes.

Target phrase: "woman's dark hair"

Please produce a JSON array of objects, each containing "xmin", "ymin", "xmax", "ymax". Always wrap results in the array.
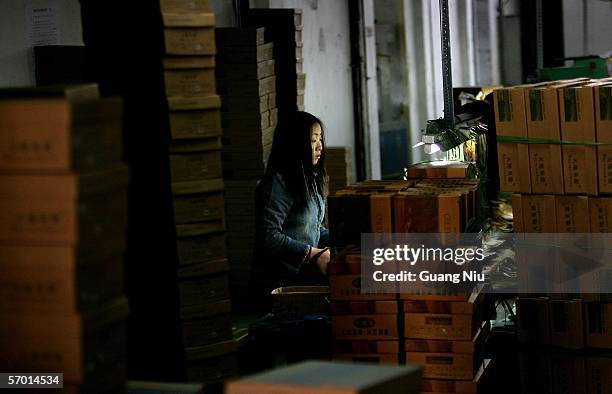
[{"xmin": 265, "ymin": 111, "xmax": 328, "ymax": 208}]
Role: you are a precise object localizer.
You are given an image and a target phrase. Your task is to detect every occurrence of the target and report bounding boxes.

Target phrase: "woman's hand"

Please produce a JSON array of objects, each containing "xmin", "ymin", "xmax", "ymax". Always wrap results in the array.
[{"xmin": 310, "ymin": 247, "xmax": 331, "ymax": 275}]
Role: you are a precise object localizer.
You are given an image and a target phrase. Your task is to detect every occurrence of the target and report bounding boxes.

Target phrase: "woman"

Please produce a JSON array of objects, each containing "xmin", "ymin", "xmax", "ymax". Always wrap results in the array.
[{"xmin": 252, "ymin": 111, "xmax": 331, "ymax": 305}]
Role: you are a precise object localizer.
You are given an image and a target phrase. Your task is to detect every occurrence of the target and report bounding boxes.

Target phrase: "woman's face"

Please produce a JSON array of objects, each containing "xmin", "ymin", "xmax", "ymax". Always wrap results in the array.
[{"xmin": 311, "ymin": 122, "xmax": 323, "ymax": 165}]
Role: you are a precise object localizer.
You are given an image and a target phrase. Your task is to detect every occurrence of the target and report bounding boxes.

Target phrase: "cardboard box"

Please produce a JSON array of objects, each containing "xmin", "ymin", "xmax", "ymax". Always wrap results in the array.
[
  {"xmin": 173, "ymin": 191, "xmax": 224, "ymax": 224},
  {"xmin": 169, "ymin": 137, "xmax": 221, "ymax": 153},
  {"xmin": 419, "ymin": 358, "xmax": 491, "ymax": 394},
  {"xmin": 333, "ymin": 353, "xmax": 399, "ymax": 364},
  {"xmin": 594, "ymin": 84, "xmax": 612, "ymax": 143},
  {"xmin": 176, "ymin": 230, "xmax": 226, "ymax": 266},
  {"xmin": 493, "ymin": 87, "xmax": 531, "ymax": 193},
  {"xmin": 406, "ymin": 352, "xmax": 476, "ymax": 380},
  {"xmin": 168, "ymin": 108, "xmax": 221, "ymax": 139},
  {"xmin": 164, "ymin": 55, "xmax": 215, "ymax": 69},
  {"xmin": 216, "ymin": 59, "xmax": 275, "ymax": 80},
  {"xmin": 0, "ymin": 188, "xmax": 127, "ymax": 246},
  {"xmin": 171, "ymin": 178, "xmax": 224, "ymax": 195},
  {"xmin": 216, "ymin": 75, "xmax": 276, "ymax": 97},
  {"xmin": 521, "ymin": 194, "xmax": 557, "ymax": 232},
  {"xmin": 558, "ymin": 85, "xmax": 598, "ymax": 195},
  {"xmin": 180, "ymin": 298, "xmax": 231, "ymax": 321},
  {"xmin": 332, "ymin": 340, "xmax": 399, "ymax": 355},
  {"xmin": 405, "ymin": 161, "xmax": 470, "ymax": 179},
  {"xmin": 329, "ymin": 262, "xmax": 397, "ymax": 301},
  {"xmin": 181, "ymin": 313, "xmax": 233, "ymax": 347},
  {"xmin": 512, "ymin": 194, "xmax": 524, "ymax": 233},
  {"xmin": 216, "ymin": 27, "xmax": 265, "ymax": 47},
  {"xmin": 597, "ymin": 146, "xmax": 612, "ymax": 194},
  {"xmin": 175, "ymin": 219, "xmax": 225, "ymax": 237},
  {"xmin": 178, "ymin": 272, "xmax": 230, "ymax": 307},
  {"xmin": 516, "ymin": 297, "xmax": 550, "ymax": 345},
  {"xmin": 0, "ymin": 246, "xmax": 123, "ymax": 314},
  {"xmin": 164, "ymin": 68, "xmax": 216, "ymax": 97},
  {"xmin": 225, "ymin": 360, "xmax": 422, "ymax": 394},
  {"xmin": 595, "ymin": 84, "xmax": 612, "ymax": 193},
  {"xmin": 164, "ymin": 27, "xmax": 215, "ymax": 56},
  {"xmin": 162, "ymin": 12, "xmax": 215, "ymax": 27},
  {"xmin": 393, "ymin": 193, "xmax": 461, "ymax": 233},
  {"xmin": 332, "ymin": 314, "xmax": 399, "ymax": 340},
  {"xmin": 587, "ymin": 357, "xmax": 612, "ymax": 394},
  {"xmin": 550, "ymin": 354, "xmax": 587, "ymax": 394},
  {"xmin": 519, "ymin": 350, "xmax": 552, "ymax": 394},
  {"xmin": 331, "ymin": 301, "xmax": 398, "ymax": 315},
  {"xmin": 159, "ymin": 0, "xmax": 212, "ymax": 13},
  {"xmin": 222, "ymin": 110, "xmax": 270, "ymax": 129},
  {"xmin": 221, "ymin": 94, "xmax": 269, "ymax": 114},
  {"xmin": 404, "ymin": 313, "xmax": 475, "ymax": 341},
  {"xmin": 555, "ymin": 196, "xmax": 590, "ymax": 232},
  {"xmin": 167, "ymin": 94, "xmax": 221, "ymax": 111},
  {"xmin": 549, "ymin": 299, "xmax": 584, "ymax": 349},
  {"xmin": 169, "ymin": 150, "xmax": 222, "ymax": 182},
  {"xmin": 215, "ymin": 42, "xmax": 274, "ymax": 64},
  {"xmin": 0, "ymin": 97, "xmax": 123, "ymax": 172},
  {"xmin": 0, "ymin": 297, "xmax": 128, "ymax": 383},
  {"xmin": 585, "ymin": 302, "xmax": 612, "ymax": 349},
  {"xmin": 525, "ymin": 86, "xmax": 564, "ymax": 194}
]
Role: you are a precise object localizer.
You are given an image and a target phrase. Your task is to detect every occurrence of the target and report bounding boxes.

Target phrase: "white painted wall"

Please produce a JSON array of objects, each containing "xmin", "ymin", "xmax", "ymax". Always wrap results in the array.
[
  {"xmin": 263, "ymin": 0, "xmax": 356, "ymax": 163},
  {"xmin": 563, "ymin": 0, "xmax": 612, "ymax": 57},
  {"xmin": 0, "ymin": 0, "xmax": 83, "ymax": 87}
]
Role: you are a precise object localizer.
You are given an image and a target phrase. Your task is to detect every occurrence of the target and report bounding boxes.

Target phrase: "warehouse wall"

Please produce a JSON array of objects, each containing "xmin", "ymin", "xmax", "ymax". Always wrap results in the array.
[
  {"xmin": 563, "ymin": 0, "xmax": 612, "ymax": 57},
  {"xmin": 0, "ymin": 0, "xmax": 83, "ymax": 87},
  {"xmin": 263, "ymin": 0, "xmax": 356, "ymax": 163}
]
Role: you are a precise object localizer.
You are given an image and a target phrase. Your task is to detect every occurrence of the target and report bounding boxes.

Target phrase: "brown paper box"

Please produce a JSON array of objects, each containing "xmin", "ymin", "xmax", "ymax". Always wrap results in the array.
[
  {"xmin": 512, "ymin": 194, "xmax": 524, "ymax": 233},
  {"xmin": 521, "ymin": 194, "xmax": 557, "ymax": 232},
  {"xmin": 555, "ymin": 196, "xmax": 590, "ymax": 233},
  {"xmin": 178, "ymin": 273, "xmax": 230, "ymax": 307},
  {"xmin": 525, "ymin": 87, "xmax": 564, "ymax": 194},
  {"xmin": 333, "ymin": 353, "xmax": 399, "ymax": 364},
  {"xmin": 597, "ymin": 146, "xmax": 612, "ymax": 193},
  {"xmin": 329, "ymin": 274, "xmax": 396, "ymax": 301},
  {"xmin": 0, "ymin": 297, "xmax": 128, "ymax": 383},
  {"xmin": 331, "ymin": 314, "xmax": 399, "ymax": 340},
  {"xmin": 176, "ymin": 231, "xmax": 226, "ymax": 266},
  {"xmin": 164, "ymin": 27, "xmax": 215, "ymax": 56},
  {"xmin": 216, "ymin": 42, "xmax": 274, "ymax": 64},
  {"xmin": 404, "ymin": 313, "xmax": 474, "ymax": 341},
  {"xmin": 494, "ymin": 87, "xmax": 531, "ymax": 193},
  {"xmin": 216, "ymin": 27, "xmax": 265, "ymax": 47},
  {"xmin": 173, "ymin": 191, "xmax": 224, "ymax": 224},
  {"xmin": 181, "ymin": 313, "xmax": 233, "ymax": 347},
  {"xmin": 585, "ymin": 302, "xmax": 612, "ymax": 349},
  {"xmin": 168, "ymin": 94, "xmax": 221, "ymax": 111},
  {"xmin": 176, "ymin": 219, "xmax": 225, "ymax": 237},
  {"xmin": 589, "ymin": 197, "xmax": 612, "ymax": 232},
  {"xmin": 330, "ymin": 301, "xmax": 398, "ymax": 315},
  {"xmin": 159, "ymin": 0, "xmax": 212, "ymax": 13},
  {"xmin": 162, "ymin": 12, "xmax": 215, "ymax": 27},
  {"xmin": 587, "ymin": 357, "xmax": 612, "ymax": 394},
  {"xmin": 0, "ymin": 97, "xmax": 123, "ymax": 173},
  {"xmin": 550, "ymin": 299, "xmax": 584, "ymax": 349},
  {"xmin": 169, "ymin": 150, "xmax": 222, "ymax": 182},
  {"xmin": 517, "ymin": 297, "xmax": 550, "ymax": 345},
  {"xmin": 559, "ymin": 85, "xmax": 598, "ymax": 195},
  {"xmin": 163, "ymin": 55, "xmax": 215, "ymax": 69},
  {"xmin": 0, "ymin": 247, "xmax": 123, "ymax": 314},
  {"xmin": 406, "ymin": 352, "xmax": 476, "ymax": 380},
  {"xmin": 164, "ymin": 68, "xmax": 216, "ymax": 97},
  {"xmin": 550, "ymin": 354, "xmax": 587, "ymax": 394},
  {"xmin": 169, "ymin": 108, "xmax": 221, "ymax": 139},
  {"xmin": 332, "ymin": 340, "xmax": 399, "ymax": 355}
]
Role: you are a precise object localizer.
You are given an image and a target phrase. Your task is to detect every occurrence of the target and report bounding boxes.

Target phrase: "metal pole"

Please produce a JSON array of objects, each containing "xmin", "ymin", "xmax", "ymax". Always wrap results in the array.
[{"xmin": 440, "ymin": 0, "xmax": 455, "ymax": 126}]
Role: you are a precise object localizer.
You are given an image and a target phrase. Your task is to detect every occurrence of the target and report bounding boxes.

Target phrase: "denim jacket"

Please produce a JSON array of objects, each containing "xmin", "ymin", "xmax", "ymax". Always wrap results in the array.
[{"xmin": 253, "ymin": 172, "xmax": 329, "ymax": 283}]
